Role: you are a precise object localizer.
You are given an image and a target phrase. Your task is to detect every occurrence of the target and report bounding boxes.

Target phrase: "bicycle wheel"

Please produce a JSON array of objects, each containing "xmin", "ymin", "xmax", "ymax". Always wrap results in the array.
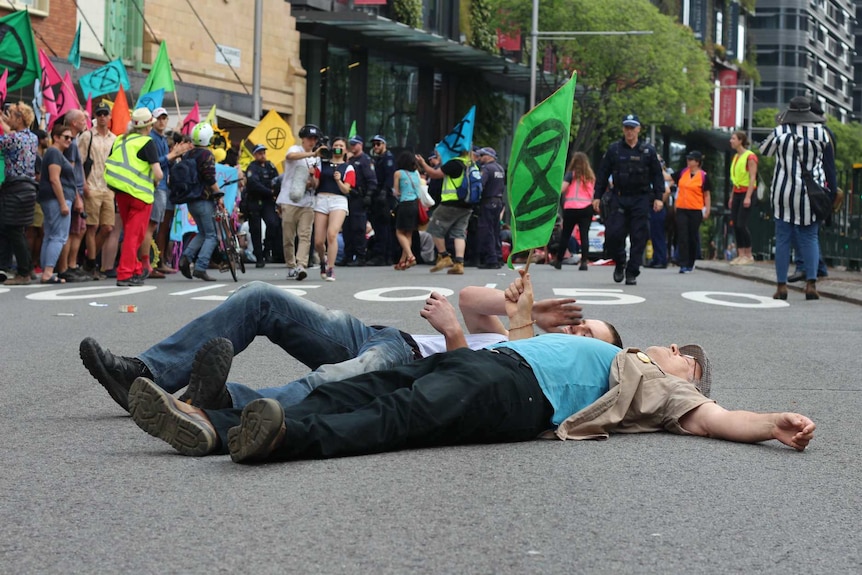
[
  {"xmin": 214, "ymin": 214, "xmax": 237, "ymax": 281},
  {"xmin": 225, "ymin": 223, "xmax": 245, "ymax": 275}
]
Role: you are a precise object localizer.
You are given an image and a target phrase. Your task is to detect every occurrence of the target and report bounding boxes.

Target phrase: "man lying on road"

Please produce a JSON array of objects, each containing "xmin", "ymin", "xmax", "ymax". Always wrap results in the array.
[{"xmin": 81, "ymin": 280, "xmax": 622, "ymax": 413}]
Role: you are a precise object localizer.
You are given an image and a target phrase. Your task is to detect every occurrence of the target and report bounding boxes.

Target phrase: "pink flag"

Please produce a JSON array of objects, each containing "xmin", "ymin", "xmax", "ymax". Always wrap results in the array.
[
  {"xmin": 43, "ymin": 83, "xmax": 59, "ymax": 129},
  {"xmin": 0, "ymin": 69, "xmax": 7, "ymax": 108},
  {"xmin": 181, "ymin": 101, "xmax": 200, "ymax": 135},
  {"xmin": 57, "ymin": 71, "xmax": 82, "ymax": 119},
  {"xmin": 39, "ymin": 49, "xmax": 63, "ymax": 88},
  {"xmin": 39, "ymin": 49, "xmax": 62, "ymax": 127}
]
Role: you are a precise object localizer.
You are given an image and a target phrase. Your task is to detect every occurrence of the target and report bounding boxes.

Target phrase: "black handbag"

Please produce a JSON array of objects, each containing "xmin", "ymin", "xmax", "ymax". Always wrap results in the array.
[{"xmin": 791, "ymin": 134, "xmax": 832, "ymax": 221}]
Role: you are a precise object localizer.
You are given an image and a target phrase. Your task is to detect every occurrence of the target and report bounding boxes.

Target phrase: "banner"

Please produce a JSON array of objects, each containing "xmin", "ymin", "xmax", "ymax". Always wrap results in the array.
[
  {"xmin": 79, "ymin": 59, "xmax": 131, "ymax": 98},
  {"xmin": 170, "ymin": 164, "xmax": 240, "ymax": 241},
  {"xmin": 135, "ymin": 88, "xmax": 164, "ymax": 112},
  {"xmin": 245, "ymin": 109, "xmax": 294, "ymax": 173},
  {"xmin": 436, "ymin": 105, "xmax": 475, "ymax": 165},
  {"xmin": 506, "ymin": 73, "xmax": 576, "ymax": 266},
  {"xmin": 0, "ymin": 11, "xmax": 40, "ymax": 92},
  {"xmin": 68, "ymin": 22, "xmax": 81, "ymax": 69},
  {"xmin": 141, "ymin": 41, "xmax": 175, "ymax": 94}
]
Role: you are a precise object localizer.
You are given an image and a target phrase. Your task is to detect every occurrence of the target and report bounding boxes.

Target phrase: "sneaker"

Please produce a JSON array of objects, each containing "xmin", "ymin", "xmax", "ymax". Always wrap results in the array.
[
  {"xmin": 286, "ymin": 267, "xmax": 298, "ymax": 279},
  {"xmin": 128, "ymin": 377, "xmax": 218, "ymax": 457},
  {"xmin": 4, "ymin": 275, "xmax": 31, "ymax": 285},
  {"xmin": 295, "ymin": 265, "xmax": 307, "ymax": 281},
  {"xmin": 679, "ymin": 267, "xmax": 693, "ymax": 274},
  {"xmin": 227, "ymin": 398, "xmax": 287, "ymax": 463},
  {"xmin": 79, "ymin": 337, "xmax": 153, "ymax": 411},
  {"xmin": 320, "ymin": 261, "xmax": 327, "ymax": 280},
  {"xmin": 103, "ymin": 268, "xmax": 117, "ymax": 278},
  {"xmin": 579, "ymin": 261, "xmax": 589, "ymax": 271},
  {"xmin": 430, "ymin": 254, "xmax": 454, "ymax": 272},
  {"xmin": 736, "ymin": 256, "xmax": 754, "ymax": 266},
  {"xmin": 116, "ymin": 276, "xmax": 144, "ymax": 286},
  {"xmin": 60, "ymin": 268, "xmax": 91, "ymax": 283},
  {"xmin": 181, "ymin": 338, "xmax": 234, "ymax": 410},
  {"xmin": 625, "ymin": 271, "xmax": 637, "ymax": 285},
  {"xmin": 325, "ymin": 267, "xmax": 335, "ymax": 282},
  {"xmin": 92, "ymin": 268, "xmax": 107, "ymax": 280},
  {"xmin": 447, "ymin": 262, "xmax": 465, "ymax": 275},
  {"xmin": 613, "ymin": 265, "xmax": 625, "ymax": 283}
]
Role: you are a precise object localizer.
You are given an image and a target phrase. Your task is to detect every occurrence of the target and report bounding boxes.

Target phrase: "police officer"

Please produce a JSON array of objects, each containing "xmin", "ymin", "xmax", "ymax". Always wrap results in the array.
[
  {"xmin": 476, "ymin": 147, "xmax": 505, "ymax": 268},
  {"xmin": 592, "ymin": 114, "xmax": 665, "ymax": 285},
  {"xmin": 367, "ymin": 134, "xmax": 396, "ymax": 266},
  {"xmin": 244, "ymin": 144, "xmax": 280, "ymax": 267},
  {"xmin": 343, "ymin": 136, "xmax": 378, "ymax": 266}
]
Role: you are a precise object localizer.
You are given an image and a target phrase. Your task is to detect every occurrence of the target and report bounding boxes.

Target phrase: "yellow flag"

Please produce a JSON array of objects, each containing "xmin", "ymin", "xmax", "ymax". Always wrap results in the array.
[
  {"xmin": 205, "ymin": 104, "xmax": 217, "ymax": 127},
  {"xmin": 238, "ymin": 138, "xmax": 254, "ymax": 172},
  {"xmin": 246, "ymin": 109, "xmax": 294, "ymax": 174}
]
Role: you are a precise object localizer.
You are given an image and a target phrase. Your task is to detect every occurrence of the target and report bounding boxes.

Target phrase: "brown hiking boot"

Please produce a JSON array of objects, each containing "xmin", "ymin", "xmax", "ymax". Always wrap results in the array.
[
  {"xmin": 447, "ymin": 262, "xmax": 465, "ymax": 275},
  {"xmin": 430, "ymin": 254, "xmax": 453, "ymax": 272}
]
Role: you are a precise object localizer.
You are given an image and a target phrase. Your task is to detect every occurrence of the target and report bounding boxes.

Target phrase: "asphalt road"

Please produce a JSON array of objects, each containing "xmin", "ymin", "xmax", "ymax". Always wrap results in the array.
[{"xmin": 1, "ymin": 262, "xmax": 859, "ymax": 574}]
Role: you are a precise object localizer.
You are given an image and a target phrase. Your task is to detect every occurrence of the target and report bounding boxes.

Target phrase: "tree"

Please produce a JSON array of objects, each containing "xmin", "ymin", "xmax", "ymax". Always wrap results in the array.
[{"xmin": 490, "ymin": 0, "xmax": 713, "ymax": 156}]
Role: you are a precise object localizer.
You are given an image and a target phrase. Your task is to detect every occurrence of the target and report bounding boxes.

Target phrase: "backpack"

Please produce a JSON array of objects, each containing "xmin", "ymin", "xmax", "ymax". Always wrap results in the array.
[
  {"xmin": 455, "ymin": 161, "xmax": 483, "ymax": 204},
  {"xmin": 169, "ymin": 149, "xmax": 205, "ymax": 204}
]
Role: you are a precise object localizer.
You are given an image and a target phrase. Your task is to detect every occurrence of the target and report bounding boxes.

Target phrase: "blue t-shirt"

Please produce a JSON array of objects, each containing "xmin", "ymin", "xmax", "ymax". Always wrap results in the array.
[
  {"xmin": 488, "ymin": 334, "xmax": 620, "ymax": 425},
  {"xmin": 397, "ymin": 170, "xmax": 420, "ymax": 202}
]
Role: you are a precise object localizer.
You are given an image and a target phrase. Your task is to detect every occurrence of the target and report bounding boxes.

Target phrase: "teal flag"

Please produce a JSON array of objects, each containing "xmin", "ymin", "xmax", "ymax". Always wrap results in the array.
[
  {"xmin": 68, "ymin": 22, "xmax": 81, "ymax": 69},
  {"xmin": 0, "ymin": 11, "xmax": 40, "ymax": 91},
  {"xmin": 436, "ymin": 106, "xmax": 475, "ymax": 165},
  {"xmin": 506, "ymin": 73, "xmax": 577, "ymax": 267},
  {"xmin": 135, "ymin": 88, "xmax": 164, "ymax": 111},
  {"xmin": 78, "ymin": 59, "xmax": 130, "ymax": 98}
]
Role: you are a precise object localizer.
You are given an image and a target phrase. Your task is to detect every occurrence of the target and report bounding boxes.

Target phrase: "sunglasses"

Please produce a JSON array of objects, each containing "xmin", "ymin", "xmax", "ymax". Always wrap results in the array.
[
  {"xmin": 95, "ymin": 111, "xmax": 109, "ymax": 117},
  {"xmin": 60, "ymin": 134, "xmax": 74, "ymax": 141}
]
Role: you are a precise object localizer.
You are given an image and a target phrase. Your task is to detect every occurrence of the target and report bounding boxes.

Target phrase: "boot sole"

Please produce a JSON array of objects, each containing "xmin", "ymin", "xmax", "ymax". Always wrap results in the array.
[
  {"xmin": 187, "ymin": 338, "xmax": 234, "ymax": 409},
  {"xmin": 79, "ymin": 338, "xmax": 131, "ymax": 412},
  {"xmin": 128, "ymin": 377, "xmax": 217, "ymax": 456},
  {"xmin": 227, "ymin": 399, "xmax": 285, "ymax": 463}
]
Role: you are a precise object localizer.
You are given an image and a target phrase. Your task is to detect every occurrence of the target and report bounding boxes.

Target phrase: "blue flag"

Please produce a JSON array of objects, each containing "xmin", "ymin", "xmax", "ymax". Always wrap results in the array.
[
  {"xmin": 135, "ymin": 88, "xmax": 165, "ymax": 112},
  {"xmin": 436, "ymin": 105, "xmax": 475, "ymax": 165},
  {"xmin": 78, "ymin": 59, "xmax": 131, "ymax": 98},
  {"xmin": 68, "ymin": 22, "xmax": 81, "ymax": 69}
]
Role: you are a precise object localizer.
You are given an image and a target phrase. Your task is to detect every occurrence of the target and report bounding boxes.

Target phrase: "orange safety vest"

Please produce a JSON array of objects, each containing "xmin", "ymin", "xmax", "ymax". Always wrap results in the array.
[{"xmin": 675, "ymin": 168, "xmax": 707, "ymax": 210}]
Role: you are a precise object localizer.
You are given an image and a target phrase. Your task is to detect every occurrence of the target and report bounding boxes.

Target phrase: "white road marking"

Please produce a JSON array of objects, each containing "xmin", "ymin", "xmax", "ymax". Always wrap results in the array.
[
  {"xmin": 681, "ymin": 291, "xmax": 790, "ymax": 308},
  {"xmin": 552, "ymin": 288, "xmax": 646, "ymax": 305},
  {"xmin": 26, "ymin": 285, "xmax": 158, "ymax": 301},
  {"xmin": 355, "ymin": 286, "xmax": 455, "ymax": 302}
]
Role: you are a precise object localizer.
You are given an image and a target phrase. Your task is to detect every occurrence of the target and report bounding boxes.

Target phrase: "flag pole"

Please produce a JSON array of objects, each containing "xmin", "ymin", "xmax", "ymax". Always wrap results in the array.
[{"xmin": 172, "ymin": 91, "xmax": 182, "ymax": 131}]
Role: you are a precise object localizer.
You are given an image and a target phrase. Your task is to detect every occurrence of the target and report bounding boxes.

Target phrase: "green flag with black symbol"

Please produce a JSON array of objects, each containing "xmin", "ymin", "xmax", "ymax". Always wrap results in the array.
[
  {"xmin": 506, "ymin": 72, "xmax": 577, "ymax": 267},
  {"xmin": 141, "ymin": 41, "xmax": 175, "ymax": 94},
  {"xmin": 0, "ymin": 11, "xmax": 40, "ymax": 91}
]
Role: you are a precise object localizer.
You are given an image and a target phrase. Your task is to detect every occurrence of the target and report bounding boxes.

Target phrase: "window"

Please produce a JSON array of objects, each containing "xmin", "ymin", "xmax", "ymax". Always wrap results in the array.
[
  {"xmin": 4, "ymin": 0, "xmax": 48, "ymax": 16},
  {"xmin": 751, "ymin": 13, "xmax": 780, "ymax": 29}
]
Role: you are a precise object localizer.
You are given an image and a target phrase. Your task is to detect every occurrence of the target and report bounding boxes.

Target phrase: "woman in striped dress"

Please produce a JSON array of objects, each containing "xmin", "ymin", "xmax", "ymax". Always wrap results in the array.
[{"xmin": 759, "ymin": 97, "xmax": 830, "ymax": 301}]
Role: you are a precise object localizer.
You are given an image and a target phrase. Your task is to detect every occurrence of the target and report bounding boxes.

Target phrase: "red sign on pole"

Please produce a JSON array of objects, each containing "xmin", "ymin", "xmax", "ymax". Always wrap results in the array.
[{"xmin": 717, "ymin": 69, "xmax": 738, "ymax": 128}]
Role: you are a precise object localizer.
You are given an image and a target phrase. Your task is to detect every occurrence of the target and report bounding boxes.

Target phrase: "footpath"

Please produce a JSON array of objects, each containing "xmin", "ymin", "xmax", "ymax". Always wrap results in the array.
[{"xmin": 695, "ymin": 259, "xmax": 862, "ymax": 305}]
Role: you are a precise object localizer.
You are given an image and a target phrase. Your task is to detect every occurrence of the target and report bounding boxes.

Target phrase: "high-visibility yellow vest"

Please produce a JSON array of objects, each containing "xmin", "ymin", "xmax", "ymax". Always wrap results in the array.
[
  {"xmin": 440, "ymin": 156, "xmax": 469, "ymax": 203},
  {"xmin": 104, "ymin": 133, "xmax": 155, "ymax": 203},
  {"xmin": 730, "ymin": 149, "xmax": 754, "ymax": 189}
]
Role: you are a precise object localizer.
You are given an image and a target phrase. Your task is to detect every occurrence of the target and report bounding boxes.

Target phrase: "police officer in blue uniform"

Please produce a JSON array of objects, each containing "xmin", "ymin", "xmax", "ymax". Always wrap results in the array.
[{"xmin": 592, "ymin": 114, "xmax": 665, "ymax": 285}]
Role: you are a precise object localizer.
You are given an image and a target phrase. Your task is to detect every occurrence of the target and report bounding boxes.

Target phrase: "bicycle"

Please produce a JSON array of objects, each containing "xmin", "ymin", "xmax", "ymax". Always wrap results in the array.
[{"xmin": 212, "ymin": 197, "xmax": 246, "ymax": 281}]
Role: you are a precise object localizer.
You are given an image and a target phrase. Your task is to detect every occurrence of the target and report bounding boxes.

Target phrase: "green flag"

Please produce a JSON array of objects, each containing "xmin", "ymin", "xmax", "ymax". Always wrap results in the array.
[
  {"xmin": 0, "ymin": 10, "xmax": 40, "ymax": 91},
  {"xmin": 506, "ymin": 72, "xmax": 577, "ymax": 267},
  {"xmin": 348, "ymin": 120, "xmax": 356, "ymax": 139},
  {"xmin": 140, "ymin": 40, "xmax": 175, "ymax": 94},
  {"xmin": 68, "ymin": 22, "xmax": 81, "ymax": 69}
]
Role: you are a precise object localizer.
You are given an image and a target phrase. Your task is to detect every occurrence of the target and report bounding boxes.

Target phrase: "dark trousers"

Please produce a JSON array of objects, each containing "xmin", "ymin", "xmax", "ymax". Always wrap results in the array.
[
  {"xmin": 342, "ymin": 197, "xmax": 367, "ymax": 263},
  {"xmin": 729, "ymin": 193, "xmax": 752, "ymax": 249},
  {"xmin": 206, "ymin": 348, "xmax": 553, "ymax": 459},
  {"xmin": 247, "ymin": 199, "xmax": 280, "ymax": 261},
  {"xmin": 675, "ymin": 208, "xmax": 703, "ymax": 268},
  {"xmin": 368, "ymin": 203, "xmax": 396, "ymax": 263},
  {"xmin": 604, "ymin": 194, "xmax": 651, "ymax": 275},
  {"xmin": 478, "ymin": 197, "xmax": 503, "ymax": 264},
  {"xmin": 648, "ymin": 207, "xmax": 668, "ymax": 266},
  {"xmin": 557, "ymin": 206, "xmax": 592, "ymax": 263},
  {"xmin": 0, "ymin": 224, "xmax": 31, "ymax": 275}
]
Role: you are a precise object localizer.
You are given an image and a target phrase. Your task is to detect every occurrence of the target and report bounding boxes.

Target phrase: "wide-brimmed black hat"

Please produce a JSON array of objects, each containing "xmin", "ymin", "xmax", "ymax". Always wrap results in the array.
[{"xmin": 780, "ymin": 96, "xmax": 826, "ymax": 124}]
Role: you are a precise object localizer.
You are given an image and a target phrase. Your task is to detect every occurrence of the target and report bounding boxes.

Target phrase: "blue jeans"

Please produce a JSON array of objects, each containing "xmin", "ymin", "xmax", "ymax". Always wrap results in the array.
[
  {"xmin": 138, "ymin": 281, "xmax": 415, "ymax": 407},
  {"xmin": 183, "ymin": 199, "xmax": 218, "ymax": 270},
  {"xmin": 774, "ymin": 219, "xmax": 819, "ymax": 283},
  {"xmin": 40, "ymin": 198, "xmax": 72, "ymax": 269},
  {"xmin": 791, "ymin": 226, "xmax": 828, "ymax": 277}
]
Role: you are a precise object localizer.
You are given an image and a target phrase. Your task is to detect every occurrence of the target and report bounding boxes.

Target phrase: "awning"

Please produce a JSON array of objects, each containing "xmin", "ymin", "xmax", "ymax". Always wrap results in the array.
[{"xmin": 293, "ymin": 10, "xmax": 546, "ymax": 95}]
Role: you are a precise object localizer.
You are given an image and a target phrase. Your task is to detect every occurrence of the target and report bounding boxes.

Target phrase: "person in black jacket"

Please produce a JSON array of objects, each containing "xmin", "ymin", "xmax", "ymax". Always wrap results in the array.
[
  {"xmin": 243, "ymin": 144, "xmax": 280, "ymax": 268},
  {"xmin": 367, "ymin": 135, "xmax": 397, "ymax": 266},
  {"xmin": 342, "ymin": 136, "xmax": 378, "ymax": 266}
]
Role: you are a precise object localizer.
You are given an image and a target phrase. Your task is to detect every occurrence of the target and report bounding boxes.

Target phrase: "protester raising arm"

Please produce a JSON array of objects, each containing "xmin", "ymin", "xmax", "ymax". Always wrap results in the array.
[{"xmin": 459, "ymin": 285, "xmax": 582, "ymax": 335}]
